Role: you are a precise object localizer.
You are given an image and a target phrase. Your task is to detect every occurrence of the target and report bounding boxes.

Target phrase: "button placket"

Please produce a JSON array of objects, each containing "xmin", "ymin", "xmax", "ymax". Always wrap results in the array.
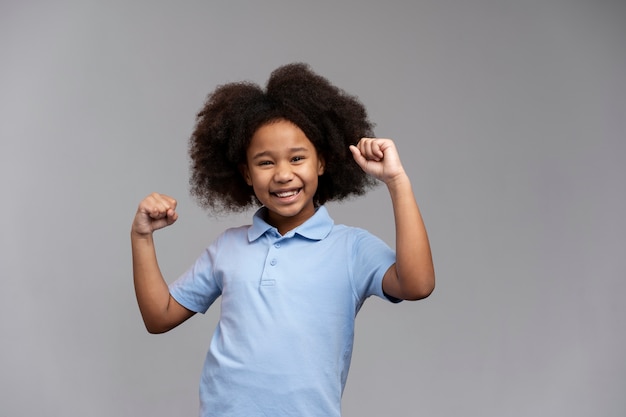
[
  {"xmin": 269, "ymin": 240, "xmax": 280, "ymax": 267},
  {"xmin": 261, "ymin": 237, "xmax": 282, "ymax": 287}
]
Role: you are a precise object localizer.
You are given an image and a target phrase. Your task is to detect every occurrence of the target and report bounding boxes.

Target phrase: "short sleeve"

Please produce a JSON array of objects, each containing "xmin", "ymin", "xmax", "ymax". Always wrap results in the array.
[
  {"xmin": 350, "ymin": 229, "xmax": 398, "ymax": 303},
  {"xmin": 169, "ymin": 240, "xmax": 222, "ymax": 314}
]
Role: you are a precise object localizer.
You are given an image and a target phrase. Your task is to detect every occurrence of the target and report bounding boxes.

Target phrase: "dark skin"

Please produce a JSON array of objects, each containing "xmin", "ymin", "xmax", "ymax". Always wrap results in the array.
[
  {"xmin": 187, "ymin": 63, "xmax": 377, "ymax": 212},
  {"xmin": 131, "ymin": 122, "xmax": 434, "ymax": 334}
]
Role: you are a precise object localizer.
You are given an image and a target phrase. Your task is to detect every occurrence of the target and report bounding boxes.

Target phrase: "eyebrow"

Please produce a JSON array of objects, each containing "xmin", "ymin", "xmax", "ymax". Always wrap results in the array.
[{"xmin": 251, "ymin": 147, "xmax": 310, "ymax": 160}]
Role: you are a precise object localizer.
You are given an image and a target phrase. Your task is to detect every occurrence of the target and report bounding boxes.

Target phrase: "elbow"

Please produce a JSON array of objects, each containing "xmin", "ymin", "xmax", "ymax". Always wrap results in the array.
[
  {"xmin": 146, "ymin": 325, "xmax": 168, "ymax": 335},
  {"xmin": 402, "ymin": 273, "xmax": 435, "ymax": 301},
  {"xmin": 403, "ymin": 284, "xmax": 434, "ymax": 301},
  {"xmin": 143, "ymin": 318, "xmax": 173, "ymax": 335}
]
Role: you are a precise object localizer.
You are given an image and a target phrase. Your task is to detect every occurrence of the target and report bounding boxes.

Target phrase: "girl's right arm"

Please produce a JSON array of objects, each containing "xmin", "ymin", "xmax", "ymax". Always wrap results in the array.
[{"xmin": 131, "ymin": 193, "xmax": 195, "ymax": 333}]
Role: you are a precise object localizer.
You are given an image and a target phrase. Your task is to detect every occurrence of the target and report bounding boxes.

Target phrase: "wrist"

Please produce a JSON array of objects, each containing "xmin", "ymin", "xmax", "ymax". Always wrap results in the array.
[
  {"xmin": 384, "ymin": 171, "xmax": 411, "ymax": 189},
  {"xmin": 131, "ymin": 228, "xmax": 154, "ymax": 243}
]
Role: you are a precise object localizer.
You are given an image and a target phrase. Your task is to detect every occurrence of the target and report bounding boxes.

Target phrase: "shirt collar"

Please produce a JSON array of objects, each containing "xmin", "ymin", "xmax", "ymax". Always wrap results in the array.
[{"xmin": 247, "ymin": 206, "xmax": 334, "ymax": 242}]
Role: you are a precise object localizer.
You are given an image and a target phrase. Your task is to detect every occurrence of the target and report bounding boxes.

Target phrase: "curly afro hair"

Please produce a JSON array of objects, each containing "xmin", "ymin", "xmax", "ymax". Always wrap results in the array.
[{"xmin": 188, "ymin": 62, "xmax": 377, "ymax": 213}]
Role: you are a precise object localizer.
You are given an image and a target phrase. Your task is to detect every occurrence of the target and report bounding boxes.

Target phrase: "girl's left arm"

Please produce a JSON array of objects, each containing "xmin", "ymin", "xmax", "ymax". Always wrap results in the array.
[{"xmin": 350, "ymin": 138, "xmax": 435, "ymax": 300}]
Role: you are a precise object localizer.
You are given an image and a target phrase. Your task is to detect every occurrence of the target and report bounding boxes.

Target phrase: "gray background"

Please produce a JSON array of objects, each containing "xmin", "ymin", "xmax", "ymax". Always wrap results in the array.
[{"xmin": 1, "ymin": 0, "xmax": 625, "ymax": 416}]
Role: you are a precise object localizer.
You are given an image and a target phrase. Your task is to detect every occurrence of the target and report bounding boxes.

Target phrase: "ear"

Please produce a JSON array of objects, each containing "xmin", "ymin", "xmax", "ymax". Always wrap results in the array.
[
  {"xmin": 239, "ymin": 164, "xmax": 252, "ymax": 185},
  {"xmin": 317, "ymin": 155, "xmax": 325, "ymax": 176}
]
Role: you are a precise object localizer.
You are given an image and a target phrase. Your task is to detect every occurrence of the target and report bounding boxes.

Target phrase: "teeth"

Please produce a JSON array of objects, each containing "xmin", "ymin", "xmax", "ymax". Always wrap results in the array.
[{"xmin": 275, "ymin": 190, "xmax": 298, "ymax": 198}]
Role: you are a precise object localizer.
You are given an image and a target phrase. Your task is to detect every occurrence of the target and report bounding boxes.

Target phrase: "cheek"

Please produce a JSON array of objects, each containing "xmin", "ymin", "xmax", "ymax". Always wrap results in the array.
[
  {"xmin": 247, "ymin": 169, "xmax": 271, "ymax": 188},
  {"xmin": 308, "ymin": 167, "xmax": 321, "ymax": 186}
]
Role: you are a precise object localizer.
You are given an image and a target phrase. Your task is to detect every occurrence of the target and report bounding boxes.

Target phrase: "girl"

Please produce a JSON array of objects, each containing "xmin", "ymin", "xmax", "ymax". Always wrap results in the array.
[{"xmin": 131, "ymin": 63, "xmax": 434, "ymax": 416}]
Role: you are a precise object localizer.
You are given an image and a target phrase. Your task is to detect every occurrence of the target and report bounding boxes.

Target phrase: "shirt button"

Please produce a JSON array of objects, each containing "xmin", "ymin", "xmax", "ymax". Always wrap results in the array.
[
  {"xmin": 270, "ymin": 259, "xmax": 277, "ymax": 266},
  {"xmin": 274, "ymin": 243, "xmax": 281, "ymax": 248}
]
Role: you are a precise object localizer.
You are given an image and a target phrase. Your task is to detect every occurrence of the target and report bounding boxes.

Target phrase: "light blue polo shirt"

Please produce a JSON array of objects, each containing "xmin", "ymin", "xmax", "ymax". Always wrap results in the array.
[{"xmin": 169, "ymin": 206, "xmax": 397, "ymax": 417}]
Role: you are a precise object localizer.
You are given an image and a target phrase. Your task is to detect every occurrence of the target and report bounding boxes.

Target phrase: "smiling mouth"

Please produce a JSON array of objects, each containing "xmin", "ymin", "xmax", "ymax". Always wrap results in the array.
[{"xmin": 273, "ymin": 189, "xmax": 301, "ymax": 198}]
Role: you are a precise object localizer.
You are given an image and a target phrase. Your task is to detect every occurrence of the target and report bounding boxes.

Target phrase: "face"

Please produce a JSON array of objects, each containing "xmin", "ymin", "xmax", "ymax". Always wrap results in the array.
[{"xmin": 242, "ymin": 119, "xmax": 325, "ymax": 234}]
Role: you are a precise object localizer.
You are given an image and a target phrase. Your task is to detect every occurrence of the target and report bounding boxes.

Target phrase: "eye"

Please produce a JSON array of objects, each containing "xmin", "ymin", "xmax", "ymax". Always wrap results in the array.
[
  {"xmin": 291, "ymin": 156, "xmax": 304, "ymax": 163},
  {"xmin": 258, "ymin": 160, "xmax": 273, "ymax": 166}
]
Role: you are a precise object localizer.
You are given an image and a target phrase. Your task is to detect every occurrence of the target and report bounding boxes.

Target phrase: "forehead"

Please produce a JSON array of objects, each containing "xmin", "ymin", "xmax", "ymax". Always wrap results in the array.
[{"xmin": 248, "ymin": 119, "xmax": 315, "ymax": 153}]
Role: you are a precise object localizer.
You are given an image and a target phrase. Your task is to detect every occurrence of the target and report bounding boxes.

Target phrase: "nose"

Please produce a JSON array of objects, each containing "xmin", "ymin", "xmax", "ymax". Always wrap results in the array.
[{"xmin": 273, "ymin": 161, "xmax": 293, "ymax": 183}]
